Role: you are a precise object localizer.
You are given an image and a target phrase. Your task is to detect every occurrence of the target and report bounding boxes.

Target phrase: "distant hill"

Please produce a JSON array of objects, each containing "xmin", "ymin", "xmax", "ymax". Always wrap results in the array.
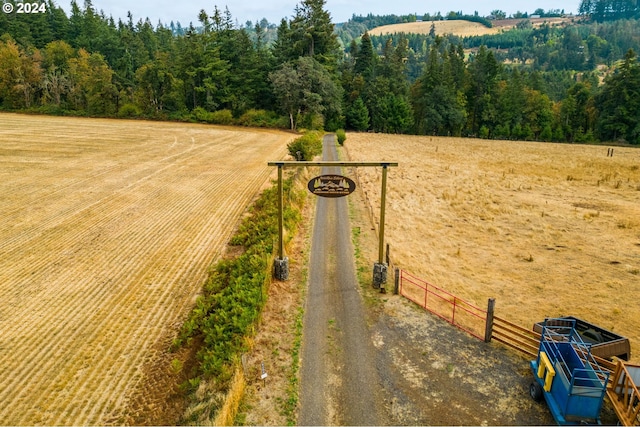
[{"xmin": 368, "ymin": 17, "xmax": 573, "ymax": 37}]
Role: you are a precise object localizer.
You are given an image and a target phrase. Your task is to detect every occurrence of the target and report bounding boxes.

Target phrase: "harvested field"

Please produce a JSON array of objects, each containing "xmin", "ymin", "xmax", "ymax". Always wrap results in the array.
[
  {"xmin": 0, "ymin": 113, "xmax": 292, "ymax": 425},
  {"xmin": 344, "ymin": 134, "xmax": 640, "ymax": 362},
  {"xmin": 368, "ymin": 17, "xmax": 571, "ymax": 37}
]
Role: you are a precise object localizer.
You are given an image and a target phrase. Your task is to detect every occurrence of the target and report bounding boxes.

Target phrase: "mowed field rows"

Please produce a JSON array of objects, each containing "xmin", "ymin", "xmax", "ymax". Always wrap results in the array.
[
  {"xmin": 0, "ymin": 113, "xmax": 291, "ymax": 425},
  {"xmin": 345, "ymin": 134, "xmax": 640, "ymax": 360}
]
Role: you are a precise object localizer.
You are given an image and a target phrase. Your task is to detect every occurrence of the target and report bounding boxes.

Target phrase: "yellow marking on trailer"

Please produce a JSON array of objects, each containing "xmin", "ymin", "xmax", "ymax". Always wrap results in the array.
[{"xmin": 537, "ymin": 351, "xmax": 556, "ymax": 392}]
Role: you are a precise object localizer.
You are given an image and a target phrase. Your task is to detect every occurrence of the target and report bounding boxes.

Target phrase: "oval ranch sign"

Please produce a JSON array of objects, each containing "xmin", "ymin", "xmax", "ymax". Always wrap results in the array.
[{"xmin": 307, "ymin": 174, "xmax": 356, "ymax": 198}]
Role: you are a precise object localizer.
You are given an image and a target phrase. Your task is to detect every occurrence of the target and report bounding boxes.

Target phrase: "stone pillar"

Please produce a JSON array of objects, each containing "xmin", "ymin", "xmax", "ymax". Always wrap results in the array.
[
  {"xmin": 373, "ymin": 262, "xmax": 388, "ymax": 290},
  {"xmin": 274, "ymin": 257, "xmax": 289, "ymax": 281}
]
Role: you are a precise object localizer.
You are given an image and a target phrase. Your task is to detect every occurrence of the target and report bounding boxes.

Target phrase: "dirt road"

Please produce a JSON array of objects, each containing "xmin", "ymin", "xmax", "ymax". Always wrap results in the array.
[{"xmin": 298, "ymin": 135, "xmax": 387, "ymax": 425}]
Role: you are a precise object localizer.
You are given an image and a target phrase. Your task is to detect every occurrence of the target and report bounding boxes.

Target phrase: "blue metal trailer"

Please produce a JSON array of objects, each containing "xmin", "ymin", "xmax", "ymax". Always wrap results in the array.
[{"xmin": 529, "ymin": 318, "xmax": 610, "ymax": 425}]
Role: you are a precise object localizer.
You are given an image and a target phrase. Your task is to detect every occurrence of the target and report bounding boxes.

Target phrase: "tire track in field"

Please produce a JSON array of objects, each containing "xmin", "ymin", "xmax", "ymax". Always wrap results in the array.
[
  {"xmin": 1, "ymin": 147, "xmax": 280, "ymax": 424},
  {"xmin": 0, "ymin": 131, "xmax": 239, "ymax": 253},
  {"xmin": 0, "ymin": 123, "xmax": 211, "ymax": 227},
  {"xmin": 1, "ymin": 136, "xmax": 280, "ymax": 422},
  {"xmin": 0, "ymin": 116, "xmax": 290, "ymax": 425},
  {"xmin": 0, "ymin": 164, "xmax": 218, "ymax": 422},
  {"xmin": 0, "ymin": 133, "xmax": 243, "ymax": 291},
  {"xmin": 0, "ymin": 137, "xmax": 233, "ymax": 332},
  {"xmin": 59, "ymin": 150, "xmax": 278, "ymax": 424}
]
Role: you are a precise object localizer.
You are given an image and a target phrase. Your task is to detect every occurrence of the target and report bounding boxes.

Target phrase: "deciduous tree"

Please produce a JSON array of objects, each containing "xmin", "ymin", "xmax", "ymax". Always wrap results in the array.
[
  {"xmin": 0, "ymin": 39, "xmax": 42, "ymax": 108},
  {"xmin": 270, "ymin": 56, "xmax": 342, "ymax": 130}
]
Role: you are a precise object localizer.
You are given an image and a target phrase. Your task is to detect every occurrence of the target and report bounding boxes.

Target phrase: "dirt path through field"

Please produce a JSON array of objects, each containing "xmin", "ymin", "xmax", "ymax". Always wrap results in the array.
[{"xmin": 0, "ymin": 113, "xmax": 292, "ymax": 425}]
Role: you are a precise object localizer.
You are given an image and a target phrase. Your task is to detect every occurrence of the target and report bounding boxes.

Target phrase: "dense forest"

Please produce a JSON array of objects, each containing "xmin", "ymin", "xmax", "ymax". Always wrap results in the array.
[{"xmin": 1, "ymin": 0, "xmax": 640, "ymax": 144}]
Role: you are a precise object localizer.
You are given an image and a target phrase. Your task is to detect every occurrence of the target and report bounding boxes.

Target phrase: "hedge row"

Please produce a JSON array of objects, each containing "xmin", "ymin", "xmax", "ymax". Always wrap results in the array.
[
  {"xmin": 173, "ymin": 176, "xmax": 304, "ymax": 387},
  {"xmin": 16, "ymin": 105, "xmax": 290, "ymax": 129}
]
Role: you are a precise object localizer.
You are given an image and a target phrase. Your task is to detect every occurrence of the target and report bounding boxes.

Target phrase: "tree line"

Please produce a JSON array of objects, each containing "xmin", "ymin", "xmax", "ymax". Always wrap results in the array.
[
  {"xmin": 579, "ymin": 0, "xmax": 640, "ymax": 21},
  {"xmin": 1, "ymin": 0, "xmax": 639, "ymax": 144}
]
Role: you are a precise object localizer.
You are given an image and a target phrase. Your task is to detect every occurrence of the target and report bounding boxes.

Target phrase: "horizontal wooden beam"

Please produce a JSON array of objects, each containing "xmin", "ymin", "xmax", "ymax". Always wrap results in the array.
[
  {"xmin": 492, "ymin": 336, "xmax": 538, "ymax": 359},
  {"xmin": 268, "ymin": 161, "xmax": 398, "ymax": 167}
]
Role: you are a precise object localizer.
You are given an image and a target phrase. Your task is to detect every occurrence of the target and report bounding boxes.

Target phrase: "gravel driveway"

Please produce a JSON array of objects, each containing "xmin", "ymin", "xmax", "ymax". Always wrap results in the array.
[{"xmin": 298, "ymin": 135, "xmax": 386, "ymax": 425}]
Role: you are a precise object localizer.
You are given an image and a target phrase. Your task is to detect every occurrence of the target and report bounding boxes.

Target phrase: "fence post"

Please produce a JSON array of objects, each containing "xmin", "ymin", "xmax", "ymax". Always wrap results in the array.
[
  {"xmin": 484, "ymin": 298, "xmax": 495, "ymax": 343},
  {"xmin": 386, "ymin": 243, "xmax": 390, "ymax": 266},
  {"xmin": 394, "ymin": 268, "xmax": 400, "ymax": 295}
]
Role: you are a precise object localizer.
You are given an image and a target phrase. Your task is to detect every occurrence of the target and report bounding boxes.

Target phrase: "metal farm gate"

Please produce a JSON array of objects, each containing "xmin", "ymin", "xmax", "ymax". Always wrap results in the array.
[{"xmin": 398, "ymin": 269, "xmax": 487, "ymax": 340}]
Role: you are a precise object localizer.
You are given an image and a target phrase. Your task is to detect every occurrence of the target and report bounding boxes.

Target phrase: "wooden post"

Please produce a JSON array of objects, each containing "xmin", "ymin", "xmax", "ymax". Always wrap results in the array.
[
  {"xmin": 277, "ymin": 165, "xmax": 284, "ymax": 261},
  {"xmin": 394, "ymin": 268, "xmax": 400, "ymax": 295},
  {"xmin": 378, "ymin": 165, "xmax": 388, "ymax": 264},
  {"xmin": 386, "ymin": 243, "xmax": 390, "ymax": 266},
  {"xmin": 273, "ymin": 164, "xmax": 289, "ymax": 281},
  {"xmin": 485, "ymin": 298, "xmax": 496, "ymax": 343}
]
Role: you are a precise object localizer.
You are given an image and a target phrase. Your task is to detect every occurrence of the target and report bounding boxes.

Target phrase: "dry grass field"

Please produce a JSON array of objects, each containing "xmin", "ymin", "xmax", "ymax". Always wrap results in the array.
[
  {"xmin": 0, "ymin": 113, "xmax": 292, "ymax": 425},
  {"xmin": 344, "ymin": 134, "xmax": 640, "ymax": 362},
  {"xmin": 368, "ymin": 17, "xmax": 571, "ymax": 37}
]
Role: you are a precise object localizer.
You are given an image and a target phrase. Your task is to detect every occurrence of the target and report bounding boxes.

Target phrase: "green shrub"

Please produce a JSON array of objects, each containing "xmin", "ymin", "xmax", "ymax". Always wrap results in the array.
[
  {"xmin": 192, "ymin": 106, "xmax": 213, "ymax": 123},
  {"xmin": 479, "ymin": 125, "xmax": 490, "ymax": 139},
  {"xmin": 191, "ymin": 108, "xmax": 234, "ymax": 125},
  {"xmin": 336, "ymin": 129, "xmax": 346, "ymax": 145},
  {"xmin": 287, "ymin": 131, "xmax": 323, "ymax": 161},
  {"xmin": 117, "ymin": 103, "xmax": 141, "ymax": 118},
  {"xmin": 210, "ymin": 109, "xmax": 234, "ymax": 125},
  {"xmin": 25, "ymin": 105, "xmax": 65, "ymax": 116},
  {"xmin": 237, "ymin": 109, "xmax": 287, "ymax": 128},
  {"xmin": 168, "ymin": 110, "xmax": 192, "ymax": 122},
  {"xmin": 539, "ymin": 124, "xmax": 553, "ymax": 142}
]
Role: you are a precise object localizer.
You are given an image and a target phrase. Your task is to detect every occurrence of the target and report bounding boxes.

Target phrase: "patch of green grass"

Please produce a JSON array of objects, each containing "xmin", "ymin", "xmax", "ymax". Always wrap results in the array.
[
  {"xmin": 282, "ymin": 283, "xmax": 305, "ymax": 425},
  {"xmin": 279, "ymin": 204, "xmax": 311, "ymax": 426}
]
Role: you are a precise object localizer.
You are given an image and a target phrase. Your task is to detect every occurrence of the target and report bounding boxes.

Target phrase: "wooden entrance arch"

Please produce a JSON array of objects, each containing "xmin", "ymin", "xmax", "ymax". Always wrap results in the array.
[{"xmin": 268, "ymin": 161, "xmax": 398, "ymax": 287}]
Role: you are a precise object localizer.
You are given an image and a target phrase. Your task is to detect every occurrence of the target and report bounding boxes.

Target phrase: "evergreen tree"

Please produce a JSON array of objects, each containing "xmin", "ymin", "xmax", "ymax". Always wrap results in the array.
[
  {"xmin": 466, "ymin": 46, "xmax": 500, "ymax": 136},
  {"xmin": 496, "ymin": 67, "xmax": 527, "ymax": 138},
  {"xmin": 580, "ymin": 0, "xmax": 640, "ymax": 21},
  {"xmin": 346, "ymin": 97, "xmax": 369, "ymax": 130},
  {"xmin": 272, "ymin": 19, "xmax": 295, "ymax": 65},
  {"xmin": 596, "ymin": 49, "xmax": 640, "ymax": 143},
  {"xmin": 411, "ymin": 39, "xmax": 467, "ymax": 136},
  {"xmin": 354, "ymin": 32, "xmax": 375, "ymax": 79},
  {"xmin": 289, "ymin": 0, "xmax": 341, "ymax": 71}
]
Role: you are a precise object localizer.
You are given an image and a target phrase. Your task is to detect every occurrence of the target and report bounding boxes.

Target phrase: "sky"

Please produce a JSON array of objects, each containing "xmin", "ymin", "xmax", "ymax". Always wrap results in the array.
[{"xmin": 62, "ymin": 0, "xmax": 581, "ymax": 27}]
